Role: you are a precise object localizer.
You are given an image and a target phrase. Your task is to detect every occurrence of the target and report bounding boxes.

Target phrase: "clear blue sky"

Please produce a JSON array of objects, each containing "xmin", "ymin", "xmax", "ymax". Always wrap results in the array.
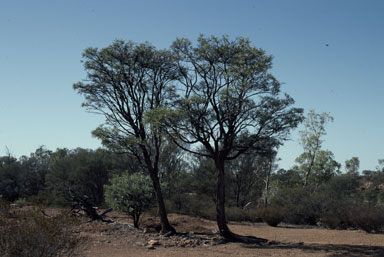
[{"xmin": 1, "ymin": 0, "xmax": 383, "ymax": 172}]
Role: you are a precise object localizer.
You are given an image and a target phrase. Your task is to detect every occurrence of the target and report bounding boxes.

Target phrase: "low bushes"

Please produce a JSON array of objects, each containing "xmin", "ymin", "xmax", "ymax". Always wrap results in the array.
[
  {"xmin": 259, "ymin": 206, "xmax": 284, "ymax": 227},
  {"xmin": 268, "ymin": 178, "xmax": 384, "ymax": 233},
  {"xmin": 0, "ymin": 202, "xmax": 82, "ymax": 257},
  {"xmin": 349, "ymin": 203, "xmax": 384, "ymax": 233},
  {"xmin": 225, "ymin": 207, "xmax": 262, "ymax": 223}
]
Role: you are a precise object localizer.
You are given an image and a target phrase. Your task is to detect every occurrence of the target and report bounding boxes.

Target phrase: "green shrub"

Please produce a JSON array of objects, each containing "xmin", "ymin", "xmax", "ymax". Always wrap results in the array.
[
  {"xmin": 271, "ymin": 186, "xmax": 323, "ymax": 225},
  {"xmin": 0, "ymin": 202, "xmax": 81, "ymax": 257},
  {"xmin": 165, "ymin": 193, "xmax": 217, "ymax": 220},
  {"xmin": 104, "ymin": 172, "xmax": 154, "ymax": 228},
  {"xmin": 259, "ymin": 206, "xmax": 284, "ymax": 227}
]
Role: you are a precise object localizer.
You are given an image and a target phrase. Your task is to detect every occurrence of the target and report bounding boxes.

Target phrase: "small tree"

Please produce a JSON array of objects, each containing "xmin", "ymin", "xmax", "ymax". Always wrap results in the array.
[
  {"xmin": 105, "ymin": 172, "xmax": 153, "ymax": 228},
  {"xmin": 299, "ymin": 110, "xmax": 333, "ymax": 186},
  {"xmin": 345, "ymin": 157, "xmax": 360, "ymax": 175},
  {"xmin": 294, "ymin": 150, "xmax": 341, "ymax": 186}
]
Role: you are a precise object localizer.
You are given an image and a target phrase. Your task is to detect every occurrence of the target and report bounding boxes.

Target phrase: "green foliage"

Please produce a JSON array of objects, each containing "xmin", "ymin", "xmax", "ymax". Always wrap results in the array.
[
  {"xmin": 269, "ymin": 174, "xmax": 384, "ymax": 231},
  {"xmin": 104, "ymin": 172, "xmax": 154, "ymax": 228},
  {"xmin": 298, "ymin": 110, "xmax": 334, "ymax": 186},
  {"xmin": 271, "ymin": 186, "xmax": 323, "ymax": 225},
  {"xmin": 190, "ymin": 157, "xmax": 217, "ymax": 203},
  {"xmin": 46, "ymin": 148, "xmax": 129, "ymax": 207},
  {"xmin": 0, "ymin": 202, "xmax": 81, "ymax": 257},
  {"xmin": 227, "ymin": 153, "xmax": 267, "ymax": 208},
  {"xmin": 0, "ymin": 147, "xmax": 51, "ymax": 202},
  {"xmin": 345, "ymin": 157, "xmax": 360, "ymax": 175},
  {"xmin": 271, "ymin": 168, "xmax": 302, "ymax": 189},
  {"xmin": 165, "ymin": 193, "xmax": 216, "ymax": 220},
  {"xmin": 0, "ymin": 156, "xmax": 24, "ymax": 201},
  {"xmin": 294, "ymin": 150, "xmax": 341, "ymax": 186}
]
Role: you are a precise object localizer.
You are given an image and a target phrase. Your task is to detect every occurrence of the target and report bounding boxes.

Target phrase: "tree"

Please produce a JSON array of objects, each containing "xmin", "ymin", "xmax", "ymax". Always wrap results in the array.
[
  {"xmin": 227, "ymin": 150, "xmax": 276, "ymax": 209},
  {"xmin": 105, "ymin": 172, "xmax": 153, "ymax": 228},
  {"xmin": 294, "ymin": 150, "xmax": 341, "ymax": 186},
  {"xmin": 190, "ymin": 156, "xmax": 217, "ymax": 203},
  {"xmin": 262, "ymin": 151, "xmax": 279, "ymax": 208},
  {"xmin": 169, "ymin": 35, "xmax": 303, "ymax": 240},
  {"xmin": 46, "ymin": 148, "xmax": 115, "ymax": 206},
  {"xmin": 73, "ymin": 41, "xmax": 177, "ymax": 234},
  {"xmin": 299, "ymin": 110, "xmax": 333, "ymax": 186},
  {"xmin": 377, "ymin": 159, "xmax": 384, "ymax": 172},
  {"xmin": 0, "ymin": 155, "xmax": 23, "ymax": 202},
  {"xmin": 345, "ymin": 157, "xmax": 360, "ymax": 175},
  {"xmin": 228, "ymin": 153, "xmax": 262, "ymax": 208}
]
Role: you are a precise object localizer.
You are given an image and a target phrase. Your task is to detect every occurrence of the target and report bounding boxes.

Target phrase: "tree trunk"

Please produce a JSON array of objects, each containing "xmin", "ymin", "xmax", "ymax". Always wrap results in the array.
[
  {"xmin": 304, "ymin": 154, "xmax": 316, "ymax": 186},
  {"xmin": 215, "ymin": 158, "xmax": 233, "ymax": 238},
  {"xmin": 149, "ymin": 171, "xmax": 176, "ymax": 234},
  {"xmin": 214, "ymin": 157, "xmax": 268, "ymax": 244},
  {"xmin": 264, "ymin": 159, "xmax": 272, "ymax": 208},
  {"xmin": 141, "ymin": 147, "xmax": 175, "ymax": 235},
  {"xmin": 132, "ymin": 211, "xmax": 139, "ymax": 228},
  {"xmin": 151, "ymin": 173, "xmax": 175, "ymax": 234},
  {"xmin": 264, "ymin": 175, "xmax": 270, "ymax": 208}
]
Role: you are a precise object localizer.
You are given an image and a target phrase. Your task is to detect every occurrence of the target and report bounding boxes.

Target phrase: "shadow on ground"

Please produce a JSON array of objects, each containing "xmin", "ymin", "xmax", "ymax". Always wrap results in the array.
[{"xmin": 243, "ymin": 242, "xmax": 384, "ymax": 257}]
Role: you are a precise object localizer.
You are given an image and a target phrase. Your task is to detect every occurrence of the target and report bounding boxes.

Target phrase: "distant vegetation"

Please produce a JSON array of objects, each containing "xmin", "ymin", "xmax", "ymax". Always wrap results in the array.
[{"xmin": 1, "ymin": 143, "xmax": 384, "ymax": 233}]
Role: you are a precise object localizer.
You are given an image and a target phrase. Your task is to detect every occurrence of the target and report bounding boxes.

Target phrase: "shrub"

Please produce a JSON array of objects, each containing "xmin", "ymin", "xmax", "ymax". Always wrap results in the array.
[
  {"xmin": 319, "ymin": 199, "xmax": 355, "ymax": 229},
  {"xmin": 350, "ymin": 204, "xmax": 384, "ymax": 233},
  {"xmin": 0, "ymin": 202, "xmax": 81, "ymax": 257},
  {"xmin": 226, "ymin": 207, "xmax": 263, "ymax": 223},
  {"xmin": 226, "ymin": 207, "xmax": 247, "ymax": 222},
  {"xmin": 104, "ymin": 172, "xmax": 154, "ymax": 228},
  {"xmin": 165, "ymin": 193, "xmax": 217, "ymax": 220},
  {"xmin": 271, "ymin": 186, "xmax": 323, "ymax": 225},
  {"xmin": 259, "ymin": 206, "xmax": 284, "ymax": 227}
]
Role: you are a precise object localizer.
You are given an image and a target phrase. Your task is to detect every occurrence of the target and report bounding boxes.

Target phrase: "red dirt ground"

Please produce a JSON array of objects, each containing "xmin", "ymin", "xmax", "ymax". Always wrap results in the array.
[{"xmin": 75, "ymin": 211, "xmax": 384, "ymax": 257}]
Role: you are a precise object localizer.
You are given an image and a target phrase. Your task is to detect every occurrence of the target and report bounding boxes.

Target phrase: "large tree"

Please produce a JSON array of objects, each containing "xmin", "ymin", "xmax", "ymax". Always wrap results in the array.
[
  {"xmin": 169, "ymin": 35, "xmax": 303, "ymax": 241},
  {"xmin": 73, "ymin": 41, "xmax": 177, "ymax": 234}
]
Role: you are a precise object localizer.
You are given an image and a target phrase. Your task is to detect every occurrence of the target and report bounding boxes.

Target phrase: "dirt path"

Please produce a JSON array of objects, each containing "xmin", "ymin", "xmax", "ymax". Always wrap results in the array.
[{"xmin": 79, "ymin": 213, "xmax": 384, "ymax": 257}]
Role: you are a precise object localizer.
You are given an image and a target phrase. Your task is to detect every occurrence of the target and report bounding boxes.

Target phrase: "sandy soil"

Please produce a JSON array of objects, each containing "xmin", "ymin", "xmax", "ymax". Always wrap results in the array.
[{"xmin": 76, "ymin": 212, "xmax": 384, "ymax": 257}]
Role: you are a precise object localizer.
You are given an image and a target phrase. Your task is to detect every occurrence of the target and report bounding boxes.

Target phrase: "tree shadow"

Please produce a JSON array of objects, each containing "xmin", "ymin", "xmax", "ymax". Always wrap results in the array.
[{"xmin": 243, "ymin": 242, "xmax": 384, "ymax": 257}]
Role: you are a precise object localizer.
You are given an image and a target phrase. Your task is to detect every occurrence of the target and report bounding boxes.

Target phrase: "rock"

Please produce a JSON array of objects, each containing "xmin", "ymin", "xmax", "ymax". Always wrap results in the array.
[
  {"xmin": 163, "ymin": 231, "xmax": 174, "ymax": 237},
  {"xmin": 143, "ymin": 228, "xmax": 150, "ymax": 234},
  {"xmin": 148, "ymin": 240, "xmax": 160, "ymax": 246},
  {"xmin": 146, "ymin": 245, "xmax": 155, "ymax": 250}
]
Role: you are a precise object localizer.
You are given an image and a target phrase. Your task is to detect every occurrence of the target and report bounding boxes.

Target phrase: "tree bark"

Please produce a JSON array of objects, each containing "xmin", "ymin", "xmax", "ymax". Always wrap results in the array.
[
  {"xmin": 264, "ymin": 175, "xmax": 270, "ymax": 208},
  {"xmin": 141, "ymin": 146, "xmax": 175, "ymax": 235},
  {"xmin": 304, "ymin": 154, "xmax": 316, "ymax": 186},
  {"xmin": 214, "ymin": 157, "xmax": 268, "ymax": 244},
  {"xmin": 215, "ymin": 158, "xmax": 233, "ymax": 238},
  {"xmin": 264, "ymin": 158, "xmax": 272, "ymax": 208},
  {"xmin": 149, "ymin": 170, "xmax": 175, "ymax": 234}
]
